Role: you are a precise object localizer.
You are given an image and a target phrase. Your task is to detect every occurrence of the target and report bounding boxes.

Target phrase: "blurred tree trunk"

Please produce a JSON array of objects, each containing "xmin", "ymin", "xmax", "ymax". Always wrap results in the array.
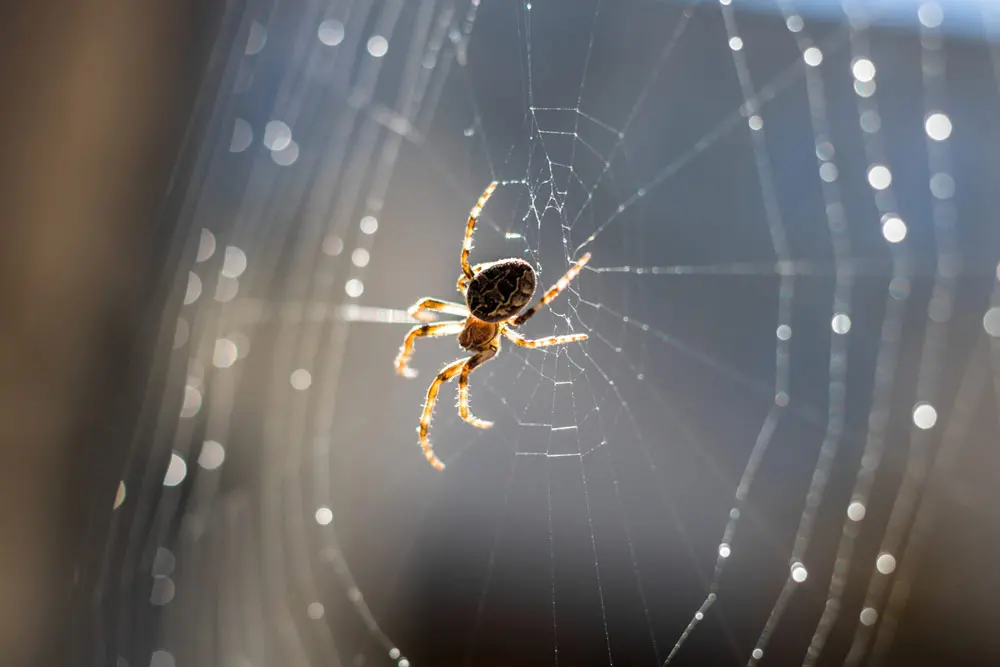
[{"xmin": 0, "ymin": 2, "xmax": 226, "ymax": 665}]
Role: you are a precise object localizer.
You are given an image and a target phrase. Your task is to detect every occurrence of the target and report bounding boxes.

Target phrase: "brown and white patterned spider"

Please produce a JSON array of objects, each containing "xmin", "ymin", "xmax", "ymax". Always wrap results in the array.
[{"xmin": 394, "ymin": 181, "xmax": 591, "ymax": 471}]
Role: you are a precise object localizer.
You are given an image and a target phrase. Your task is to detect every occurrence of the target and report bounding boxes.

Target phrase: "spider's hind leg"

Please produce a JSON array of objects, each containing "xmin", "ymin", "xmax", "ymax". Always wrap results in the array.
[
  {"xmin": 458, "ymin": 345, "xmax": 497, "ymax": 429},
  {"xmin": 395, "ymin": 321, "xmax": 464, "ymax": 378},
  {"xmin": 418, "ymin": 357, "xmax": 469, "ymax": 471}
]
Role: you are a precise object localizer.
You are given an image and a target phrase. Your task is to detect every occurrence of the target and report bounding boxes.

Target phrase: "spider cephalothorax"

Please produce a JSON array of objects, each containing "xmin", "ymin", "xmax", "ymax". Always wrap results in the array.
[{"xmin": 394, "ymin": 181, "xmax": 591, "ymax": 471}]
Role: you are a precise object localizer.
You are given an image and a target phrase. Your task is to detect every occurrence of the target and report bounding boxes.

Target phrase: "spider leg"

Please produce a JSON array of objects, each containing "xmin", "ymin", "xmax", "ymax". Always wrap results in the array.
[
  {"xmin": 395, "ymin": 322, "xmax": 464, "ymax": 378},
  {"xmin": 461, "ymin": 181, "xmax": 498, "ymax": 279},
  {"xmin": 503, "ymin": 327, "xmax": 588, "ymax": 348},
  {"xmin": 458, "ymin": 345, "xmax": 498, "ymax": 429},
  {"xmin": 457, "ymin": 264, "xmax": 483, "ymax": 294},
  {"xmin": 511, "ymin": 252, "xmax": 591, "ymax": 327},
  {"xmin": 418, "ymin": 357, "xmax": 469, "ymax": 471},
  {"xmin": 407, "ymin": 297, "xmax": 469, "ymax": 323}
]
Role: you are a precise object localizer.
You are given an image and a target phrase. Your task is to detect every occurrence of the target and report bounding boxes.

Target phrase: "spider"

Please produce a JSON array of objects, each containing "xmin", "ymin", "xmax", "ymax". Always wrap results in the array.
[{"xmin": 394, "ymin": 181, "xmax": 591, "ymax": 471}]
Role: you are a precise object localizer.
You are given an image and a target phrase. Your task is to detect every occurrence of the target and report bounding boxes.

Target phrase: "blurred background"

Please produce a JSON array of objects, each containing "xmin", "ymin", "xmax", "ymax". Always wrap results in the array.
[{"xmin": 2, "ymin": 1, "xmax": 999, "ymax": 666}]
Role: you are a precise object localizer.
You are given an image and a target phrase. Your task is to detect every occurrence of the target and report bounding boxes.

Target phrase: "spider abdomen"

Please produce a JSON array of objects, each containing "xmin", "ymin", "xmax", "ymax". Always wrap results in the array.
[{"xmin": 465, "ymin": 258, "xmax": 537, "ymax": 323}]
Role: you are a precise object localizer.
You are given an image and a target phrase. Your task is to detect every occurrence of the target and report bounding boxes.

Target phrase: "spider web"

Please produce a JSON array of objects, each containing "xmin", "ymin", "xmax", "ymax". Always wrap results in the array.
[{"xmin": 105, "ymin": 2, "xmax": 1000, "ymax": 667}]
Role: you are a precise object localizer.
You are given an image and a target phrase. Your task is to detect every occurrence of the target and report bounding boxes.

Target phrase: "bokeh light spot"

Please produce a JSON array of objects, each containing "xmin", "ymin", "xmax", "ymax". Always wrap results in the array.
[
  {"xmin": 213, "ymin": 338, "xmax": 239, "ymax": 368},
  {"xmin": 272, "ymin": 141, "xmax": 300, "ymax": 166},
  {"xmin": 246, "ymin": 22, "xmax": 267, "ymax": 54},
  {"xmin": 184, "ymin": 272, "xmax": 202, "ymax": 305},
  {"xmin": 181, "ymin": 385, "xmax": 202, "ymax": 419},
  {"xmin": 197, "ymin": 229, "xmax": 216, "ymax": 262},
  {"xmin": 318, "ymin": 19, "xmax": 345, "ymax": 46},
  {"xmin": 930, "ymin": 173, "xmax": 955, "ymax": 199},
  {"xmin": 323, "ymin": 235, "xmax": 344, "ymax": 256},
  {"xmin": 345, "ymin": 279, "xmax": 364, "ymax": 297},
  {"xmin": 198, "ymin": 440, "xmax": 226, "ymax": 470},
  {"xmin": 150, "ymin": 577, "xmax": 176, "ymax": 606},
  {"xmin": 150, "ymin": 650, "xmax": 176, "ymax": 667},
  {"xmin": 881, "ymin": 215, "xmax": 907, "ymax": 243},
  {"xmin": 831, "ymin": 313, "xmax": 851, "ymax": 334},
  {"xmin": 114, "ymin": 481, "xmax": 127, "ymax": 509},
  {"xmin": 291, "ymin": 369, "xmax": 312, "ymax": 390},
  {"xmin": 152, "ymin": 547, "xmax": 176, "ymax": 576},
  {"xmin": 851, "ymin": 58, "xmax": 876, "ymax": 82},
  {"xmin": 164, "ymin": 453, "xmax": 188, "ymax": 487},
  {"xmin": 867, "ymin": 164, "xmax": 892, "ymax": 190},
  {"xmin": 912, "ymin": 402, "xmax": 938, "ymax": 429},
  {"xmin": 352, "ymin": 248, "xmax": 370, "ymax": 267},
  {"xmin": 918, "ymin": 2, "xmax": 943, "ymax": 28},
  {"xmin": 315, "ymin": 507, "xmax": 334, "ymax": 525},
  {"xmin": 925, "ymin": 112, "xmax": 952, "ymax": 140},
  {"xmin": 876, "ymin": 553, "xmax": 897, "ymax": 574},
  {"xmin": 983, "ymin": 307, "xmax": 1000, "ymax": 337},
  {"xmin": 367, "ymin": 35, "xmax": 389, "ymax": 57},
  {"xmin": 263, "ymin": 120, "xmax": 292, "ymax": 151},
  {"xmin": 222, "ymin": 246, "xmax": 248, "ymax": 278},
  {"xmin": 229, "ymin": 119, "xmax": 252, "ymax": 153}
]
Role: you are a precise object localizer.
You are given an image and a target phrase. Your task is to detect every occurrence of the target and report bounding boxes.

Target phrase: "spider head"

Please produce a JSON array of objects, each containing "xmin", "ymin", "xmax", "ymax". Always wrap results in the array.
[{"xmin": 464, "ymin": 257, "xmax": 537, "ymax": 323}]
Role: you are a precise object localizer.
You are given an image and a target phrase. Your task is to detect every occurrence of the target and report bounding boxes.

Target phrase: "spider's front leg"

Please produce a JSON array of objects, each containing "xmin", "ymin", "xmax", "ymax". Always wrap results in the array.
[
  {"xmin": 511, "ymin": 252, "xmax": 591, "ymax": 327},
  {"xmin": 461, "ymin": 181, "xmax": 498, "ymax": 279},
  {"xmin": 503, "ymin": 328, "xmax": 588, "ymax": 348},
  {"xmin": 458, "ymin": 345, "xmax": 497, "ymax": 429},
  {"xmin": 407, "ymin": 297, "xmax": 469, "ymax": 323},
  {"xmin": 395, "ymin": 321, "xmax": 464, "ymax": 378}
]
